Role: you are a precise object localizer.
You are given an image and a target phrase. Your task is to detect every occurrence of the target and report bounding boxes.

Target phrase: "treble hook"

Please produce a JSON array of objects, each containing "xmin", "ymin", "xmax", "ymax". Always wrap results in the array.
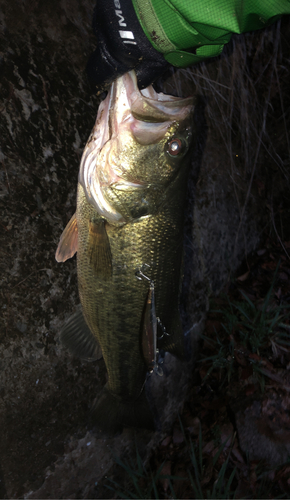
[{"xmin": 157, "ymin": 317, "xmax": 170, "ymax": 339}]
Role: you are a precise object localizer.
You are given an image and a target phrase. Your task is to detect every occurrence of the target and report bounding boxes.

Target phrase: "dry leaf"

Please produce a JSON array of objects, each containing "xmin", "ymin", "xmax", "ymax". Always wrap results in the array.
[
  {"xmin": 237, "ymin": 270, "xmax": 250, "ymax": 282},
  {"xmin": 172, "ymin": 426, "xmax": 184, "ymax": 444}
]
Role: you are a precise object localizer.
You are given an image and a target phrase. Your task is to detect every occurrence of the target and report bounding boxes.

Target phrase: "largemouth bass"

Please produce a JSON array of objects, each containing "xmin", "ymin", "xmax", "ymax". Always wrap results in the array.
[{"xmin": 56, "ymin": 71, "xmax": 195, "ymax": 433}]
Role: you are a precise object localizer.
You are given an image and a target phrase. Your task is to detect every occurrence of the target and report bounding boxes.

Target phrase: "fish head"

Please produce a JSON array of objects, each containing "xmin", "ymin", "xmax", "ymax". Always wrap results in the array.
[{"xmin": 79, "ymin": 71, "xmax": 195, "ymax": 224}]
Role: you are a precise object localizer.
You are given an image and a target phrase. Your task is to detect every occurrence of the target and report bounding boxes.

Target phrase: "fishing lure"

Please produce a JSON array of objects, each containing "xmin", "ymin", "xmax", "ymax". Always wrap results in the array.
[{"xmin": 136, "ymin": 265, "xmax": 170, "ymax": 376}]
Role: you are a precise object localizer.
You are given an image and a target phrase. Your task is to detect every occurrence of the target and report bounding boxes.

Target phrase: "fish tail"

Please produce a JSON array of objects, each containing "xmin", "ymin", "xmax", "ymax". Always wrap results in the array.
[{"xmin": 90, "ymin": 386, "xmax": 155, "ymax": 434}]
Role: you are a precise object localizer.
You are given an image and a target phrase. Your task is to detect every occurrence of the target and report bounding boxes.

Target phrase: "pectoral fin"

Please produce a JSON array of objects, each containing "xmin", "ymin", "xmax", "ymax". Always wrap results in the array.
[
  {"xmin": 87, "ymin": 220, "xmax": 112, "ymax": 279},
  {"xmin": 60, "ymin": 305, "xmax": 102, "ymax": 360},
  {"xmin": 55, "ymin": 213, "xmax": 78, "ymax": 262}
]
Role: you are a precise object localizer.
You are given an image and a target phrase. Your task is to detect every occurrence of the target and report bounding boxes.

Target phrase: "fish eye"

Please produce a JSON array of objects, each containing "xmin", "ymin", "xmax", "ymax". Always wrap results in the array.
[{"xmin": 167, "ymin": 138, "xmax": 182, "ymax": 156}]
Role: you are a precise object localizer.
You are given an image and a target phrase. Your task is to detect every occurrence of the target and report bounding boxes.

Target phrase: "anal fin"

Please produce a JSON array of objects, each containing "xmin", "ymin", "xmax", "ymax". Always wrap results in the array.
[
  {"xmin": 60, "ymin": 305, "xmax": 102, "ymax": 360},
  {"xmin": 55, "ymin": 213, "xmax": 78, "ymax": 262},
  {"xmin": 88, "ymin": 219, "xmax": 112, "ymax": 279}
]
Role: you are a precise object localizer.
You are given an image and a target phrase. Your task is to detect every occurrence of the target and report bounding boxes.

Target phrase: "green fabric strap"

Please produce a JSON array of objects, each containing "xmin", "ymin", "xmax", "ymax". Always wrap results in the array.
[{"xmin": 132, "ymin": 0, "xmax": 290, "ymax": 67}]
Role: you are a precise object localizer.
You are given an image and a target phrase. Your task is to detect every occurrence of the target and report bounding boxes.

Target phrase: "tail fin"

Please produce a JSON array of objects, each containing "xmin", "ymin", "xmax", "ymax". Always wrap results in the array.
[{"xmin": 90, "ymin": 386, "xmax": 155, "ymax": 434}]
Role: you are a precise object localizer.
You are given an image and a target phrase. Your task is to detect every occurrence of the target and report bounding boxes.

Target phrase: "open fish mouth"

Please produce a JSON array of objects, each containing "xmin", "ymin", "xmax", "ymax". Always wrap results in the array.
[{"xmin": 79, "ymin": 70, "xmax": 194, "ymax": 225}]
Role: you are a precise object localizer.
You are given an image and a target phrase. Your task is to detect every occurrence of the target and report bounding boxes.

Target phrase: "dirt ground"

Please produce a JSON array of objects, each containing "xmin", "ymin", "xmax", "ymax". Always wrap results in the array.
[
  {"xmin": 1, "ymin": 2, "xmax": 290, "ymax": 498},
  {"xmin": 144, "ymin": 240, "xmax": 290, "ymax": 499}
]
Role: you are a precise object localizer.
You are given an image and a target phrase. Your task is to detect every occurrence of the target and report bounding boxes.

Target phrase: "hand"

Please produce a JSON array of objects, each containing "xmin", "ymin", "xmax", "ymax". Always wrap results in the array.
[{"xmin": 86, "ymin": 0, "xmax": 169, "ymax": 90}]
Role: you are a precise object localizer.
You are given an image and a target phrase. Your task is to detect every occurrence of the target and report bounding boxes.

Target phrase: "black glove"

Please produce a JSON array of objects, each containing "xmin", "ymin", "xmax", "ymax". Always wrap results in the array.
[{"xmin": 87, "ymin": 0, "xmax": 169, "ymax": 90}]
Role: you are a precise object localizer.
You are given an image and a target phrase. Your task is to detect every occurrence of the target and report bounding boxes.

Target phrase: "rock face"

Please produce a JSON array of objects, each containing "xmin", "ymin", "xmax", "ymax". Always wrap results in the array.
[{"xmin": 1, "ymin": 1, "xmax": 288, "ymax": 497}]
